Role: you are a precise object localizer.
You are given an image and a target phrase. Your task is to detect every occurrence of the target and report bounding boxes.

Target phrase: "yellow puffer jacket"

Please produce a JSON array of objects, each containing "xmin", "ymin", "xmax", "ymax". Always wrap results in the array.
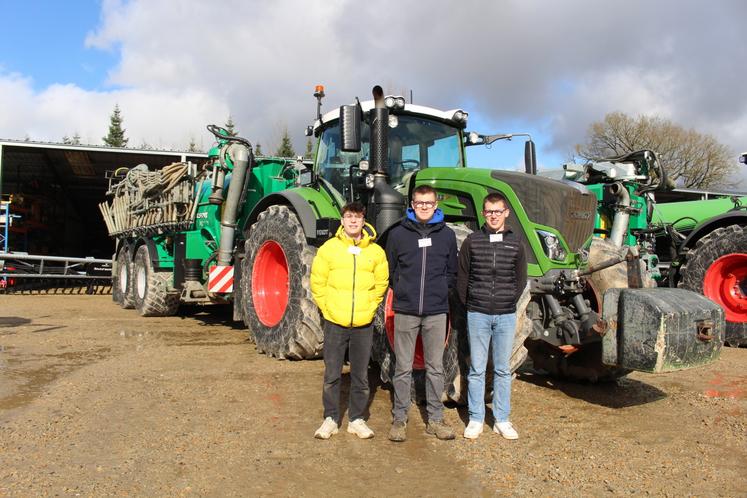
[{"xmin": 310, "ymin": 223, "xmax": 389, "ymax": 328}]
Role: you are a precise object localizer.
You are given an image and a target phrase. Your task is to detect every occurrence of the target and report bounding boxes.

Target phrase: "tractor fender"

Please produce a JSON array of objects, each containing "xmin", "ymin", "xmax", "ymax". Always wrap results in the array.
[
  {"xmin": 680, "ymin": 211, "xmax": 747, "ymax": 250},
  {"xmin": 243, "ymin": 191, "xmax": 321, "ymax": 240}
]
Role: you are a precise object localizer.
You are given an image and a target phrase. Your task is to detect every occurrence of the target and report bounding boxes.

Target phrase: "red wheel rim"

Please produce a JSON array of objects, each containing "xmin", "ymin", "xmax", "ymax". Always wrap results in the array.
[
  {"xmin": 703, "ymin": 253, "xmax": 747, "ymax": 323},
  {"xmin": 252, "ymin": 240, "xmax": 289, "ymax": 327},
  {"xmin": 384, "ymin": 288, "xmax": 450, "ymax": 370}
]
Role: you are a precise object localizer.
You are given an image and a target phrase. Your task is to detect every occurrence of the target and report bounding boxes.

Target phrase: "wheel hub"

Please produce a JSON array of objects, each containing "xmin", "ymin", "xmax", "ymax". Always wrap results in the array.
[
  {"xmin": 252, "ymin": 240, "xmax": 289, "ymax": 327},
  {"xmin": 703, "ymin": 253, "xmax": 747, "ymax": 323},
  {"xmin": 119, "ymin": 262, "xmax": 128, "ymax": 293},
  {"xmin": 136, "ymin": 265, "xmax": 146, "ymax": 299}
]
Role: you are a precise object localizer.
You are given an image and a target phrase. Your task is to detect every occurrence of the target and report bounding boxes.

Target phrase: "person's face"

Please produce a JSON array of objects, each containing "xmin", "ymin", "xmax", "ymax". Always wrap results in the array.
[
  {"xmin": 483, "ymin": 200, "xmax": 509, "ymax": 232},
  {"xmin": 342, "ymin": 211, "xmax": 365, "ymax": 239},
  {"xmin": 411, "ymin": 192, "xmax": 438, "ymax": 223}
]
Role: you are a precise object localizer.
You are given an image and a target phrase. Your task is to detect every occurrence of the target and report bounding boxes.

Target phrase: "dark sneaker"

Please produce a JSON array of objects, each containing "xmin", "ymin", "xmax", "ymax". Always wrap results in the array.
[
  {"xmin": 426, "ymin": 420, "xmax": 455, "ymax": 440},
  {"xmin": 388, "ymin": 420, "xmax": 407, "ymax": 442}
]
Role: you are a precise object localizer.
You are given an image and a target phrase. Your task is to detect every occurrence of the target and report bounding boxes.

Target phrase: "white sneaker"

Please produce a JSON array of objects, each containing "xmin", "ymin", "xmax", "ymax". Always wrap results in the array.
[
  {"xmin": 463, "ymin": 420, "xmax": 484, "ymax": 439},
  {"xmin": 493, "ymin": 421, "xmax": 519, "ymax": 440},
  {"xmin": 314, "ymin": 417, "xmax": 339, "ymax": 439},
  {"xmin": 347, "ymin": 418, "xmax": 375, "ymax": 439}
]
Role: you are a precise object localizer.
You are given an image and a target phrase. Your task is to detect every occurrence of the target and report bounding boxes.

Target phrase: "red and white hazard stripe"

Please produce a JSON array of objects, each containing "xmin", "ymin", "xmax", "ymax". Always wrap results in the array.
[{"xmin": 208, "ymin": 265, "xmax": 234, "ymax": 293}]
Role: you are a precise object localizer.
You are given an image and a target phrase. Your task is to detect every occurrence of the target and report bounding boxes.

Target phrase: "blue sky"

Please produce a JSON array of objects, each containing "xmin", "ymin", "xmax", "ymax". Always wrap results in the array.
[
  {"xmin": 0, "ymin": 1, "xmax": 114, "ymax": 91},
  {"xmin": 0, "ymin": 0, "xmax": 745, "ymax": 186}
]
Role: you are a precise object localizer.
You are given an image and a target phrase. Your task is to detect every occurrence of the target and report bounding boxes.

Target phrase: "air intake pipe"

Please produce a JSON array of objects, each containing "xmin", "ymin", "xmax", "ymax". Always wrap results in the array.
[
  {"xmin": 217, "ymin": 143, "xmax": 252, "ymax": 266},
  {"xmin": 608, "ymin": 182, "xmax": 630, "ymax": 247}
]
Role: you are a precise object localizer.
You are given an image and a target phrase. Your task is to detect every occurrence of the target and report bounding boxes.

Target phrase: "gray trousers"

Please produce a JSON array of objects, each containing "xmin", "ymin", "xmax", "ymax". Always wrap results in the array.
[{"xmin": 391, "ymin": 313, "xmax": 447, "ymax": 423}]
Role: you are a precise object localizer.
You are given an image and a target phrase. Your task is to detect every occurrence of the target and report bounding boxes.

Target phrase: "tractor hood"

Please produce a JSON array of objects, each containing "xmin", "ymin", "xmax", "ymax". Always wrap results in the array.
[{"xmin": 414, "ymin": 168, "xmax": 597, "ymax": 254}]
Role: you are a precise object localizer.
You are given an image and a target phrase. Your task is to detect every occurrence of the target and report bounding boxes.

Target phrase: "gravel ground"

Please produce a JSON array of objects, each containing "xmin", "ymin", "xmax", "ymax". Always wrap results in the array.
[{"xmin": 0, "ymin": 295, "xmax": 744, "ymax": 496}]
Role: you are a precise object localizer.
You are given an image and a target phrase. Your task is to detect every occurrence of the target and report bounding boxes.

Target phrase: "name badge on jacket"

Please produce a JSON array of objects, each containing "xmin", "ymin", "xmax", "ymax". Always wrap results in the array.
[
  {"xmin": 348, "ymin": 246, "xmax": 361, "ymax": 255},
  {"xmin": 418, "ymin": 238, "xmax": 432, "ymax": 248},
  {"xmin": 489, "ymin": 234, "xmax": 503, "ymax": 243}
]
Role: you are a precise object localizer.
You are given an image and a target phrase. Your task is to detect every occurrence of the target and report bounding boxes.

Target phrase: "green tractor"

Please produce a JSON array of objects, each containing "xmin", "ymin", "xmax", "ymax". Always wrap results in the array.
[
  {"xmin": 554, "ymin": 150, "xmax": 746, "ymax": 346},
  {"xmin": 101, "ymin": 86, "xmax": 724, "ymax": 403}
]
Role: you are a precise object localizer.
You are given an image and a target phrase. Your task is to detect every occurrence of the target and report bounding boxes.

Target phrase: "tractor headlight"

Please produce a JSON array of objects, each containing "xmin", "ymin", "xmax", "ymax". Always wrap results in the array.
[
  {"xmin": 384, "ymin": 96, "xmax": 406, "ymax": 110},
  {"xmin": 365, "ymin": 174, "xmax": 375, "ymax": 189},
  {"xmin": 388, "ymin": 114, "xmax": 399, "ymax": 128},
  {"xmin": 537, "ymin": 230, "xmax": 566, "ymax": 261}
]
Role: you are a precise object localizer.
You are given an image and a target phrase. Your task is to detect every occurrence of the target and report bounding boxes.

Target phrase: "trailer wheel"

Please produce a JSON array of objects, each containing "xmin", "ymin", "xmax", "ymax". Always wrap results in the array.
[
  {"xmin": 133, "ymin": 245, "xmax": 179, "ymax": 317},
  {"xmin": 679, "ymin": 224, "xmax": 747, "ymax": 347},
  {"xmin": 113, "ymin": 247, "xmax": 135, "ymax": 309},
  {"xmin": 241, "ymin": 205, "xmax": 323, "ymax": 359}
]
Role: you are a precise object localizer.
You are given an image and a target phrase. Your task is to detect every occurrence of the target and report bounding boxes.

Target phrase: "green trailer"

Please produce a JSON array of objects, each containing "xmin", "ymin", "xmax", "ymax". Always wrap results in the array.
[{"xmin": 100, "ymin": 87, "xmax": 724, "ymax": 402}]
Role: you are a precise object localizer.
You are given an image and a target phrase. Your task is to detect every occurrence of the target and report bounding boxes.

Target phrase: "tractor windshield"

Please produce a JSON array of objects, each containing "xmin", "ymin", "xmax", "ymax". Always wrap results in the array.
[{"xmin": 316, "ymin": 114, "xmax": 463, "ymax": 197}]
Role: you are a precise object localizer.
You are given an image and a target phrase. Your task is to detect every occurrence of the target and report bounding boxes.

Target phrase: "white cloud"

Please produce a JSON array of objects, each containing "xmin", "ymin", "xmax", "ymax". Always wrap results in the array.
[{"xmin": 1, "ymin": 0, "xmax": 745, "ymax": 186}]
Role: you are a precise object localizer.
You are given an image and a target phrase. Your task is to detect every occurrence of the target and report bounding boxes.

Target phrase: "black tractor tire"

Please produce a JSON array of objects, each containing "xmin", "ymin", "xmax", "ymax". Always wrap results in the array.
[
  {"xmin": 112, "ymin": 247, "xmax": 136, "ymax": 309},
  {"xmin": 240, "ymin": 205, "xmax": 323, "ymax": 359},
  {"xmin": 133, "ymin": 245, "xmax": 180, "ymax": 317},
  {"xmin": 370, "ymin": 297, "xmax": 465, "ymax": 404},
  {"xmin": 678, "ymin": 224, "xmax": 747, "ymax": 347}
]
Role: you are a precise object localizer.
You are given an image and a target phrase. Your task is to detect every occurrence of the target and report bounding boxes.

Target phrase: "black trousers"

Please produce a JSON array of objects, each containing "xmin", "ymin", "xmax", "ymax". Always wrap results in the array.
[{"xmin": 322, "ymin": 320, "xmax": 373, "ymax": 423}]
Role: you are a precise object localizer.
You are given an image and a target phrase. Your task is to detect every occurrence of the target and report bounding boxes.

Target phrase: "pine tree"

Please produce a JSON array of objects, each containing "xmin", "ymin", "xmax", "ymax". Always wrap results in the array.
[
  {"xmin": 276, "ymin": 128, "xmax": 295, "ymax": 157},
  {"xmin": 103, "ymin": 104, "xmax": 129, "ymax": 147},
  {"xmin": 188, "ymin": 137, "xmax": 200, "ymax": 152},
  {"xmin": 304, "ymin": 137, "xmax": 314, "ymax": 160},
  {"xmin": 225, "ymin": 115, "xmax": 237, "ymax": 136},
  {"xmin": 63, "ymin": 133, "xmax": 82, "ymax": 145}
]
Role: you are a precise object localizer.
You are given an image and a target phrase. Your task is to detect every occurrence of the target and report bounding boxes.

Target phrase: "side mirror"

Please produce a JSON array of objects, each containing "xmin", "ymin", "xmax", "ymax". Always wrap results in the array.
[
  {"xmin": 340, "ymin": 105, "xmax": 361, "ymax": 152},
  {"xmin": 524, "ymin": 140, "xmax": 537, "ymax": 175}
]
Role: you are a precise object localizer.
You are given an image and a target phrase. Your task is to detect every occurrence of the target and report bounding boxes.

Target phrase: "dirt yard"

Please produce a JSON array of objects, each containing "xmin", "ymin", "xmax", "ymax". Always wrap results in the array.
[{"xmin": 0, "ymin": 295, "xmax": 744, "ymax": 497}]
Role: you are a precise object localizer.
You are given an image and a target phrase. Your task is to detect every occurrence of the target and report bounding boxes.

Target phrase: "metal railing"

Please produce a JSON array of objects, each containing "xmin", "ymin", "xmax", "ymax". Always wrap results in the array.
[
  {"xmin": 0, "ymin": 253, "xmax": 112, "ymax": 294},
  {"xmin": 0, "ymin": 253, "xmax": 112, "ymax": 279}
]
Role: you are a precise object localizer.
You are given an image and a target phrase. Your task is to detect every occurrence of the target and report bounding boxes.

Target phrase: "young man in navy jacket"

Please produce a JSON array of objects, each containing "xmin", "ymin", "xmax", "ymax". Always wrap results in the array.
[{"xmin": 385, "ymin": 185, "xmax": 457, "ymax": 442}]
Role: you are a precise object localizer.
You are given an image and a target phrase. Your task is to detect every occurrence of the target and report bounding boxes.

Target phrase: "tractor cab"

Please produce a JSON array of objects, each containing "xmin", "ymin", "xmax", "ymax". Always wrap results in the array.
[{"xmin": 309, "ymin": 86, "xmax": 468, "ymax": 234}]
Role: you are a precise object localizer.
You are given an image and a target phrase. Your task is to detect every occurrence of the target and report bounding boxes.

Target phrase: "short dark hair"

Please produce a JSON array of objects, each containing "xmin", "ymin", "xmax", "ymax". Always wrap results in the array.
[
  {"xmin": 412, "ymin": 184, "xmax": 437, "ymax": 198},
  {"xmin": 342, "ymin": 201, "xmax": 366, "ymax": 216},
  {"xmin": 483, "ymin": 192, "xmax": 508, "ymax": 209}
]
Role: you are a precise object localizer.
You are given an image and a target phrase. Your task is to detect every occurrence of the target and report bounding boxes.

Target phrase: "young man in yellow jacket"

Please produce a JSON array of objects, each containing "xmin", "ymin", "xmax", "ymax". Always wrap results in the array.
[{"xmin": 310, "ymin": 202, "xmax": 389, "ymax": 439}]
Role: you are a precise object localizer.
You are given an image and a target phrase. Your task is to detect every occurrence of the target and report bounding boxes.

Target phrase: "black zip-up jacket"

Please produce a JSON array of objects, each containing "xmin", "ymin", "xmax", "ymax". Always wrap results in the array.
[
  {"xmin": 385, "ymin": 209, "xmax": 457, "ymax": 316},
  {"xmin": 457, "ymin": 224, "xmax": 527, "ymax": 314}
]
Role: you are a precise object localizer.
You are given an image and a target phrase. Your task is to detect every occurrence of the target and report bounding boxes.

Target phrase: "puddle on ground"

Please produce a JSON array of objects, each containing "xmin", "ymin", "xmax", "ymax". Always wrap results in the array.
[
  {"xmin": 0, "ymin": 348, "xmax": 112, "ymax": 411},
  {"xmin": 115, "ymin": 328, "xmax": 244, "ymax": 348}
]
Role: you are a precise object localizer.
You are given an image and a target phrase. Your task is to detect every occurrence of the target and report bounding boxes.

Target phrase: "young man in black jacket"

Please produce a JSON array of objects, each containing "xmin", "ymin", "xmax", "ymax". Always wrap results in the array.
[
  {"xmin": 385, "ymin": 185, "xmax": 457, "ymax": 442},
  {"xmin": 457, "ymin": 192, "xmax": 527, "ymax": 440}
]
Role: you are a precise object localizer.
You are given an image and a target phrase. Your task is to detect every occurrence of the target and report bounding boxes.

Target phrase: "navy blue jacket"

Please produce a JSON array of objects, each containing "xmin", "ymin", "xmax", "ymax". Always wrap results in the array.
[{"xmin": 385, "ymin": 208, "xmax": 457, "ymax": 316}]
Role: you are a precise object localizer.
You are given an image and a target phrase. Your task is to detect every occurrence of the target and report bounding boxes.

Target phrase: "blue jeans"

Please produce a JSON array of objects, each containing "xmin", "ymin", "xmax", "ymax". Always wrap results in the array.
[{"xmin": 467, "ymin": 311, "xmax": 516, "ymax": 423}]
